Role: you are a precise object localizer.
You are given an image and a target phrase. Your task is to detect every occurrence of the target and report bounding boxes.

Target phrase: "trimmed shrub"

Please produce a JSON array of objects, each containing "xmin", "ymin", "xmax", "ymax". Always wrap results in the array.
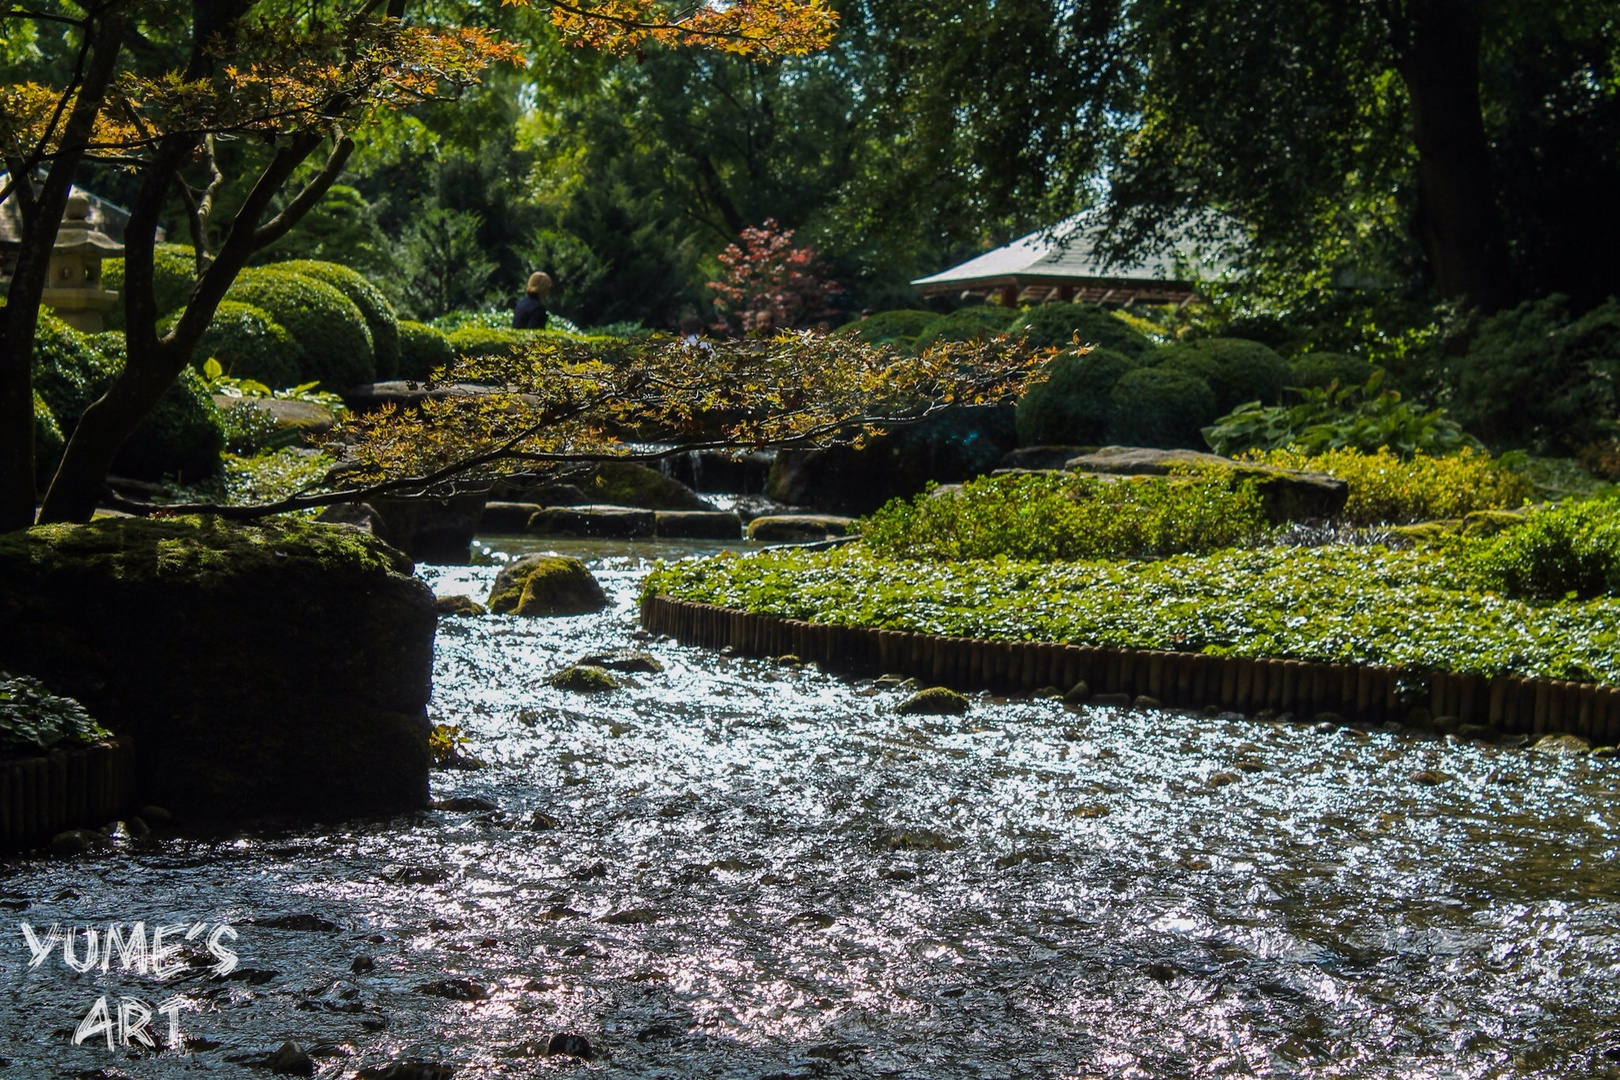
[
  {"xmin": 398, "ymin": 320, "xmax": 454, "ymax": 380},
  {"xmin": 857, "ymin": 470, "xmax": 1269, "ymax": 562},
  {"xmin": 1247, "ymin": 446, "xmax": 1533, "ymax": 526},
  {"xmin": 444, "ymin": 326, "xmax": 532, "ymax": 363},
  {"xmin": 34, "ymin": 391, "xmax": 64, "ymax": 482},
  {"xmin": 32, "ymin": 318, "xmax": 224, "ymax": 480},
  {"xmin": 1008, "ymin": 302, "xmax": 1155, "ymax": 356},
  {"xmin": 1470, "ymin": 499, "xmax": 1620, "ymax": 599},
  {"xmin": 1015, "ymin": 347, "xmax": 1144, "ymax": 446},
  {"xmin": 1154, "ymin": 337, "xmax": 1289, "ymax": 412},
  {"xmin": 1288, "ymin": 352, "xmax": 1376, "ymax": 392},
  {"xmin": 177, "ymin": 301, "xmax": 301, "ymax": 388},
  {"xmin": 273, "ymin": 259, "xmax": 400, "ymax": 378},
  {"xmin": 225, "ymin": 267, "xmax": 374, "ymax": 389},
  {"xmin": 100, "ymin": 244, "xmax": 198, "ymax": 331},
  {"xmin": 1106, "ymin": 366, "xmax": 1219, "ymax": 449},
  {"xmin": 840, "ymin": 309, "xmax": 939, "ymax": 349},
  {"xmin": 913, "ymin": 304, "xmax": 1021, "ymax": 348}
]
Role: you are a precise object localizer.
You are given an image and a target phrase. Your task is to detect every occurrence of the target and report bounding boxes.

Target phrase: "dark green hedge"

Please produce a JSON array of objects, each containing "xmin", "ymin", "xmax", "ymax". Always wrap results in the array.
[
  {"xmin": 175, "ymin": 301, "xmax": 301, "ymax": 388},
  {"xmin": 1154, "ymin": 337, "xmax": 1289, "ymax": 412},
  {"xmin": 914, "ymin": 304, "xmax": 1022, "ymax": 348},
  {"xmin": 1107, "ymin": 366, "xmax": 1219, "ymax": 449},
  {"xmin": 225, "ymin": 267, "xmax": 374, "ymax": 390},
  {"xmin": 1014, "ymin": 347, "xmax": 1144, "ymax": 446},
  {"xmin": 100, "ymin": 244, "xmax": 198, "ymax": 331},
  {"xmin": 840, "ymin": 309, "xmax": 940, "ymax": 350},
  {"xmin": 272, "ymin": 259, "xmax": 400, "ymax": 379},
  {"xmin": 1008, "ymin": 302, "xmax": 1156, "ymax": 356},
  {"xmin": 1287, "ymin": 352, "xmax": 1376, "ymax": 392},
  {"xmin": 33, "ymin": 391, "xmax": 63, "ymax": 483},
  {"xmin": 398, "ymin": 320, "xmax": 454, "ymax": 380}
]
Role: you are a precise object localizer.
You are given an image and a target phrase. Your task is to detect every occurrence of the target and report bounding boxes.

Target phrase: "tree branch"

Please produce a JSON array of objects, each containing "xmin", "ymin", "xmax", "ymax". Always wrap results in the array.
[{"xmin": 251, "ymin": 131, "xmax": 356, "ymax": 250}]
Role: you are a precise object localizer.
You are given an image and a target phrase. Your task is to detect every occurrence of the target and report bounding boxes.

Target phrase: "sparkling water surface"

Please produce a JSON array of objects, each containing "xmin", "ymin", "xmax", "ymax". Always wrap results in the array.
[{"xmin": 2, "ymin": 538, "xmax": 1619, "ymax": 1078}]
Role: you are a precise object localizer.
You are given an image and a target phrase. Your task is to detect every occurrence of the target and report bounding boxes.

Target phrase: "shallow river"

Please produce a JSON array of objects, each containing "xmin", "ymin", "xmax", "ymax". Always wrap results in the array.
[{"xmin": 4, "ymin": 539, "xmax": 1620, "ymax": 1078}]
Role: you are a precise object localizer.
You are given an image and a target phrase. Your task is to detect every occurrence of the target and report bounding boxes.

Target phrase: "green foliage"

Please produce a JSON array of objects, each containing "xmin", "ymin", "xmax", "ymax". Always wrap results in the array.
[
  {"xmin": 914, "ymin": 304, "xmax": 1021, "ymax": 347},
  {"xmin": 1014, "ymin": 347, "xmax": 1143, "ymax": 445},
  {"xmin": 33, "ymin": 391, "xmax": 64, "ymax": 482},
  {"xmin": 1247, "ymin": 446, "xmax": 1533, "ymax": 526},
  {"xmin": 273, "ymin": 259, "xmax": 401, "ymax": 379},
  {"xmin": 1203, "ymin": 373, "xmax": 1477, "ymax": 459},
  {"xmin": 645, "ymin": 540, "xmax": 1620, "ymax": 684},
  {"xmin": 840, "ymin": 309, "xmax": 940, "ymax": 350},
  {"xmin": 1008, "ymin": 302, "xmax": 1155, "ymax": 355},
  {"xmin": 31, "ymin": 317, "xmax": 224, "ymax": 480},
  {"xmin": 225, "ymin": 267, "xmax": 375, "ymax": 390},
  {"xmin": 179, "ymin": 300, "xmax": 301, "ymax": 388},
  {"xmin": 1107, "ymin": 366, "xmax": 1218, "ymax": 449},
  {"xmin": 1438, "ymin": 296, "xmax": 1620, "ymax": 454},
  {"xmin": 1154, "ymin": 337, "xmax": 1289, "ymax": 412},
  {"xmin": 100, "ymin": 244, "xmax": 198, "ymax": 331},
  {"xmin": 445, "ymin": 325, "xmax": 550, "ymax": 362},
  {"xmin": 397, "ymin": 320, "xmax": 455, "ymax": 380},
  {"xmin": 1287, "ymin": 351, "xmax": 1376, "ymax": 392},
  {"xmin": 0, "ymin": 671, "xmax": 111, "ymax": 756},
  {"xmin": 1470, "ymin": 499, "xmax": 1620, "ymax": 600},
  {"xmin": 857, "ymin": 470, "xmax": 1270, "ymax": 561}
]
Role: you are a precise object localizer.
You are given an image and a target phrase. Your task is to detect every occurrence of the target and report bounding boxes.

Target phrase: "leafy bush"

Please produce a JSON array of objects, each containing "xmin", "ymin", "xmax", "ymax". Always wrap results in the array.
[
  {"xmin": 32, "ymin": 319, "xmax": 225, "ymax": 480},
  {"xmin": 444, "ymin": 325, "xmax": 534, "ymax": 362},
  {"xmin": 1470, "ymin": 499, "xmax": 1620, "ymax": 599},
  {"xmin": 0, "ymin": 671, "xmax": 111, "ymax": 756},
  {"xmin": 273, "ymin": 259, "xmax": 400, "ymax": 378},
  {"xmin": 1008, "ymin": 302, "xmax": 1155, "ymax": 355},
  {"xmin": 1287, "ymin": 352, "xmax": 1376, "ymax": 392},
  {"xmin": 100, "ymin": 244, "xmax": 198, "ymax": 331},
  {"xmin": 1440, "ymin": 296, "xmax": 1620, "ymax": 454},
  {"xmin": 1107, "ymin": 366, "xmax": 1219, "ymax": 448},
  {"xmin": 176, "ymin": 300, "xmax": 301, "ymax": 388},
  {"xmin": 857, "ymin": 470, "xmax": 1269, "ymax": 561},
  {"xmin": 1203, "ymin": 373, "xmax": 1477, "ymax": 459},
  {"xmin": 1014, "ymin": 347, "xmax": 1144, "ymax": 445},
  {"xmin": 914, "ymin": 304, "xmax": 1021, "ymax": 348},
  {"xmin": 34, "ymin": 391, "xmax": 64, "ymax": 482},
  {"xmin": 840, "ymin": 309, "xmax": 939, "ymax": 349},
  {"xmin": 1154, "ymin": 337, "xmax": 1290, "ymax": 412},
  {"xmin": 397, "ymin": 320, "xmax": 454, "ymax": 380},
  {"xmin": 1247, "ymin": 446, "xmax": 1533, "ymax": 525},
  {"xmin": 225, "ymin": 267, "xmax": 374, "ymax": 389}
]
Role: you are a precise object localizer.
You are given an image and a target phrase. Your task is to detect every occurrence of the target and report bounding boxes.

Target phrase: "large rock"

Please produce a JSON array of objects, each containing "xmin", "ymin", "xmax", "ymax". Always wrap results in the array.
[
  {"xmin": 524, "ymin": 505, "xmax": 656, "ymax": 539},
  {"xmin": 1064, "ymin": 446, "xmax": 1348, "ymax": 523},
  {"xmin": 747, "ymin": 514, "xmax": 854, "ymax": 542},
  {"xmin": 0, "ymin": 517, "xmax": 435, "ymax": 819},
  {"xmin": 366, "ymin": 492, "xmax": 488, "ymax": 563},
  {"xmin": 480, "ymin": 501, "xmax": 543, "ymax": 534},
  {"xmin": 998, "ymin": 445, "xmax": 1093, "ymax": 471},
  {"xmin": 496, "ymin": 463, "xmax": 713, "ymax": 511},
  {"xmin": 767, "ymin": 405, "xmax": 1017, "ymax": 515},
  {"xmin": 341, "ymin": 381, "xmax": 541, "ymax": 415},
  {"xmin": 212, "ymin": 396, "xmax": 335, "ymax": 441},
  {"xmin": 654, "ymin": 510, "xmax": 743, "ymax": 539},
  {"xmin": 487, "ymin": 554, "xmax": 609, "ymax": 616}
]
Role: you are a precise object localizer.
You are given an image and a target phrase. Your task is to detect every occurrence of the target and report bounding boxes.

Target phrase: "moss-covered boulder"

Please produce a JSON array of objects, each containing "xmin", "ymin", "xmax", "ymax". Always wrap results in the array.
[
  {"xmin": 897, "ymin": 686, "xmax": 970, "ymax": 716},
  {"xmin": 0, "ymin": 517, "xmax": 435, "ymax": 818},
  {"xmin": 548, "ymin": 664, "xmax": 618, "ymax": 692},
  {"xmin": 577, "ymin": 462, "xmax": 714, "ymax": 510},
  {"xmin": 1064, "ymin": 446, "xmax": 1349, "ymax": 523},
  {"xmin": 487, "ymin": 554, "xmax": 609, "ymax": 616}
]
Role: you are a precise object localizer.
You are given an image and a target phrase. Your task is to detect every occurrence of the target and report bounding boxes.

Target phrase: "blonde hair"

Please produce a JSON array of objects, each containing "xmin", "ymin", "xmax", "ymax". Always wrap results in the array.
[{"xmin": 526, "ymin": 271, "xmax": 552, "ymax": 297}]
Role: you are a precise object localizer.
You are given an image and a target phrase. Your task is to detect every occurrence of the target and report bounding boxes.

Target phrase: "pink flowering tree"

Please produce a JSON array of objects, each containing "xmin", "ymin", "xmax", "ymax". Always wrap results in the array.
[{"xmin": 708, "ymin": 220, "xmax": 842, "ymax": 335}]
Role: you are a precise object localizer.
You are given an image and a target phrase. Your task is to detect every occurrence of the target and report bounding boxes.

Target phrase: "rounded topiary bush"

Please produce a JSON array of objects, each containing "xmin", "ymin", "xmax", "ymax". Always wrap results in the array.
[
  {"xmin": 398, "ymin": 320, "xmax": 454, "ymax": 380},
  {"xmin": 914, "ymin": 304, "xmax": 1021, "ymax": 348},
  {"xmin": 841, "ymin": 309, "xmax": 940, "ymax": 350},
  {"xmin": 101, "ymin": 244, "xmax": 198, "ymax": 331},
  {"xmin": 1008, "ymin": 302, "xmax": 1156, "ymax": 356},
  {"xmin": 77, "ymin": 333, "xmax": 224, "ymax": 480},
  {"xmin": 34, "ymin": 391, "xmax": 64, "ymax": 483},
  {"xmin": 272, "ymin": 259, "xmax": 400, "ymax": 379},
  {"xmin": 178, "ymin": 301, "xmax": 301, "ymax": 388},
  {"xmin": 1106, "ymin": 366, "xmax": 1219, "ymax": 449},
  {"xmin": 225, "ymin": 267, "xmax": 374, "ymax": 390},
  {"xmin": 31, "ymin": 310, "xmax": 116, "ymax": 428},
  {"xmin": 1287, "ymin": 352, "xmax": 1376, "ymax": 392},
  {"xmin": 445, "ymin": 326, "xmax": 533, "ymax": 363},
  {"xmin": 1015, "ymin": 347, "xmax": 1145, "ymax": 446},
  {"xmin": 1155, "ymin": 338, "xmax": 1288, "ymax": 413}
]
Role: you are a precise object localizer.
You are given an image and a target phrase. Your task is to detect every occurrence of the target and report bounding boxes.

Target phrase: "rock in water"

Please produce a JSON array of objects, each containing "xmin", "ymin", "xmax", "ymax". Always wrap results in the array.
[
  {"xmin": 547, "ymin": 1033, "xmax": 594, "ymax": 1059},
  {"xmin": 264, "ymin": 1040, "xmax": 316, "ymax": 1077},
  {"xmin": 486, "ymin": 554, "xmax": 608, "ymax": 616},
  {"xmin": 434, "ymin": 594, "xmax": 486, "ymax": 616},
  {"xmin": 1532, "ymin": 733, "xmax": 1592, "ymax": 754},
  {"xmin": 575, "ymin": 648, "xmax": 663, "ymax": 673},
  {"xmin": 548, "ymin": 664, "xmax": 618, "ymax": 693},
  {"xmin": 896, "ymin": 687, "xmax": 970, "ymax": 716}
]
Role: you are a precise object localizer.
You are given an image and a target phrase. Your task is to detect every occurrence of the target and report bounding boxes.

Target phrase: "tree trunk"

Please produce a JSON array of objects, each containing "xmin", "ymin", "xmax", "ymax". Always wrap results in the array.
[{"xmin": 1391, "ymin": 0, "xmax": 1513, "ymax": 311}]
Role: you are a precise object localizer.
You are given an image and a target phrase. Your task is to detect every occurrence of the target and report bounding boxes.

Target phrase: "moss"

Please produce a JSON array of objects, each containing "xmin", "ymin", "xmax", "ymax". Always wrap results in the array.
[
  {"xmin": 1460, "ymin": 509, "xmax": 1527, "ymax": 537},
  {"xmin": 273, "ymin": 259, "xmax": 400, "ymax": 378},
  {"xmin": 548, "ymin": 664, "xmax": 619, "ymax": 692},
  {"xmin": 896, "ymin": 686, "xmax": 970, "ymax": 716},
  {"xmin": 581, "ymin": 461, "xmax": 712, "ymax": 510},
  {"xmin": 435, "ymin": 594, "xmax": 488, "ymax": 616},
  {"xmin": 398, "ymin": 320, "xmax": 454, "ymax": 381},
  {"xmin": 487, "ymin": 554, "xmax": 609, "ymax": 616},
  {"xmin": 225, "ymin": 267, "xmax": 374, "ymax": 389}
]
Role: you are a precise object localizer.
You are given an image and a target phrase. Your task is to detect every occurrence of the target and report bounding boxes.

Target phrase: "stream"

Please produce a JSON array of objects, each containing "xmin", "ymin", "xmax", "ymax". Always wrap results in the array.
[{"xmin": 3, "ymin": 537, "xmax": 1620, "ymax": 1078}]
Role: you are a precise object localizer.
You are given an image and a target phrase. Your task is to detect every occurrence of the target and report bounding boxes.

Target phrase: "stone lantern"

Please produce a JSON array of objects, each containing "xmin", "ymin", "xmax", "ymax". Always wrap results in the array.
[{"xmin": 41, "ymin": 193, "xmax": 124, "ymax": 333}]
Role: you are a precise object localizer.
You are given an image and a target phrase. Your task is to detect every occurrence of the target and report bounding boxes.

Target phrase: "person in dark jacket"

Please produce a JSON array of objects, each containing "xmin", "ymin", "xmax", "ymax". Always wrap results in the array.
[{"xmin": 513, "ymin": 272, "xmax": 551, "ymax": 329}]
